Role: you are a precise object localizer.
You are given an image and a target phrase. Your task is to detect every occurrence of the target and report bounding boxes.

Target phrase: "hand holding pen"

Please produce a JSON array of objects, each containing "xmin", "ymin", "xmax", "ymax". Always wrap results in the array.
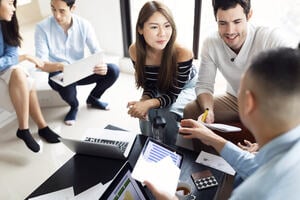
[
  {"xmin": 198, "ymin": 108, "xmax": 214, "ymax": 123},
  {"xmin": 201, "ymin": 108, "xmax": 209, "ymax": 122}
]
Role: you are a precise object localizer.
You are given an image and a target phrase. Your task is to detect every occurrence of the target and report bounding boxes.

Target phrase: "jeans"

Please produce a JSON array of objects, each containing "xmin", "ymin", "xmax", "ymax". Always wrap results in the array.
[
  {"xmin": 48, "ymin": 63, "xmax": 119, "ymax": 108},
  {"xmin": 169, "ymin": 65, "xmax": 197, "ymax": 118},
  {"xmin": 139, "ymin": 108, "xmax": 180, "ymax": 146}
]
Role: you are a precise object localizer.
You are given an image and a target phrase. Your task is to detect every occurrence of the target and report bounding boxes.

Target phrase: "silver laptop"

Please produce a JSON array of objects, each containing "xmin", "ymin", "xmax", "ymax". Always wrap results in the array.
[
  {"xmin": 59, "ymin": 129, "xmax": 137, "ymax": 159},
  {"xmin": 50, "ymin": 52, "xmax": 103, "ymax": 87}
]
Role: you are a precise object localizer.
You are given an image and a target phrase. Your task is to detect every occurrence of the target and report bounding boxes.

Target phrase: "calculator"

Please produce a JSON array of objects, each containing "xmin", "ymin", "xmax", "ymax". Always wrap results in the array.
[{"xmin": 191, "ymin": 170, "xmax": 218, "ymax": 190}]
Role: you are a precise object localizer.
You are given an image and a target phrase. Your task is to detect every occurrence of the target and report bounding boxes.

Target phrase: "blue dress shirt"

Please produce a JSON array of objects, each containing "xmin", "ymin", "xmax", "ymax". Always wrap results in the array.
[
  {"xmin": 0, "ymin": 24, "xmax": 19, "ymax": 73},
  {"xmin": 224, "ymin": 125, "xmax": 300, "ymax": 199},
  {"xmin": 35, "ymin": 14, "xmax": 102, "ymax": 64},
  {"xmin": 221, "ymin": 141, "xmax": 258, "ymax": 180}
]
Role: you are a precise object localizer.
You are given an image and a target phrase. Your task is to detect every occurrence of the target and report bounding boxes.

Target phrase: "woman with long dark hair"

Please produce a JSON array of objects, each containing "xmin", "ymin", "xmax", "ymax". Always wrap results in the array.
[
  {"xmin": 0, "ymin": 0, "xmax": 60, "ymax": 152},
  {"xmin": 127, "ymin": 1, "xmax": 197, "ymax": 144}
]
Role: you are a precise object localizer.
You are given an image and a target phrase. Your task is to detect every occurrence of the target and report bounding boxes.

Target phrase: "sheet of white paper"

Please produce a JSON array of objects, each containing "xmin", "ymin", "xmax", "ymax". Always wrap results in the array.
[
  {"xmin": 132, "ymin": 156, "xmax": 180, "ymax": 196},
  {"xmin": 196, "ymin": 151, "xmax": 236, "ymax": 176},
  {"xmin": 28, "ymin": 187, "xmax": 74, "ymax": 200},
  {"xmin": 72, "ymin": 180, "xmax": 112, "ymax": 200}
]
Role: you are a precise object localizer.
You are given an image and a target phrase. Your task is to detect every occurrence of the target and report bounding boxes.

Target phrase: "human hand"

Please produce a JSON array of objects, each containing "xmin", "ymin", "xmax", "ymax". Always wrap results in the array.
[
  {"xmin": 179, "ymin": 119, "xmax": 226, "ymax": 152},
  {"xmin": 127, "ymin": 101, "xmax": 149, "ymax": 120},
  {"xmin": 26, "ymin": 55, "xmax": 44, "ymax": 68},
  {"xmin": 144, "ymin": 180, "xmax": 178, "ymax": 200},
  {"xmin": 37, "ymin": 61, "xmax": 64, "ymax": 72},
  {"xmin": 19, "ymin": 54, "xmax": 44, "ymax": 68},
  {"xmin": 179, "ymin": 119, "xmax": 213, "ymax": 141},
  {"xmin": 238, "ymin": 140, "xmax": 259, "ymax": 153},
  {"xmin": 93, "ymin": 64, "xmax": 107, "ymax": 75},
  {"xmin": 198, "ymin": 109, "xmax": 214, "ymax": 123}
]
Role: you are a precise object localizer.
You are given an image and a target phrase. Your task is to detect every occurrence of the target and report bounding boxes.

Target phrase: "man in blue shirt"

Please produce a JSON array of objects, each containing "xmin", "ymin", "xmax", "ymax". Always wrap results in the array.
[
  {"xmin": 145, "ymin": 46, "xmax": 300, "ymax": 199},
  {"xmin": 35, "ymin": 0, "xmax": 119, "ymax": 125},
  {"xmin": 179, "ymin": 46, "xmax": 300, "ymax": 199}
]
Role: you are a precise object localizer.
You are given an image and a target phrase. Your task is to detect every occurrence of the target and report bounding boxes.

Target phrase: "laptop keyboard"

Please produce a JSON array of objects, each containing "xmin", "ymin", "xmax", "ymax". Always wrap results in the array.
[{"xmin": 84, "ymin": 137, "xmax": 129, "ymax": 154}]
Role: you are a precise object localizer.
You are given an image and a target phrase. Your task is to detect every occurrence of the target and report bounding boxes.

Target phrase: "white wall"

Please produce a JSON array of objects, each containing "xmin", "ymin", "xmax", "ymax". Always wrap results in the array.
[
  {"xmin": 17, "ymin": 0, "xmax": 42, "ymax": 24},
  {"xmin": 75, "ymin": 0, "xmax": 124, "ymax": 56},
  {"xmin": 37, "ymin": 0, "xmax": 51, "ymax": 18}
]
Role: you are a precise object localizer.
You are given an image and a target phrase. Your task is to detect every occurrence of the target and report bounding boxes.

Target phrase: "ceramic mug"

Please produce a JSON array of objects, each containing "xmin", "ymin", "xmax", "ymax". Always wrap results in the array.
[{"xmin": 175, "ymin": 181, "xmax": 196, "ymax": 200}]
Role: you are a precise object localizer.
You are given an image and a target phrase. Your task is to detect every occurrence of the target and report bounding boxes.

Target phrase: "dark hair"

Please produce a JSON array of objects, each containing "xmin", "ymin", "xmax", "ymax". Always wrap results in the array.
[
  {"xmin": 0, "ymin": 0, "xmax": 22, "ymax": 47},
  {"xmin": 58, "ymin": 0, "xmax": 75, "ymax": 8},
  {"xmin": 248, "ymin": 47, "xmax": 300, "ymax": 97},
  {"xmin": 134, "ymin": 1, "xmax": 177, "ymax": 91},
  {"xmin": 212, "ymin": 0, "xmax": 251, "ymax": 20}
]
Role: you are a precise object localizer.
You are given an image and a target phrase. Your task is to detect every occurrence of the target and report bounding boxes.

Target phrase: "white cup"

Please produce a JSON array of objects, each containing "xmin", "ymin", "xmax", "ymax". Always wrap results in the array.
[{"xmin": 175, "ymin": 181, "xmax": 196, "ymax": 200}]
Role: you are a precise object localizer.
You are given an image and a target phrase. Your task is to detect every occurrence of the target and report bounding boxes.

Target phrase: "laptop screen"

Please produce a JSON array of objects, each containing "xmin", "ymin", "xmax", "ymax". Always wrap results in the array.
[
  {"xmin": 107, "ymin": 169, "xmax": 146, "ymax": 200},
  {"xmin": 100, "ymin": 162, "xmax": 149, "ymax": 200}
]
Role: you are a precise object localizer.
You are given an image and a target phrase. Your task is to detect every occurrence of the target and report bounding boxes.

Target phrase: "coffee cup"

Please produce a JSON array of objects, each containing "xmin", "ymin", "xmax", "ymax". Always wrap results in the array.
[{"xmin": 175, "ymin": 181, "xmax": 196, "ymax": 200}]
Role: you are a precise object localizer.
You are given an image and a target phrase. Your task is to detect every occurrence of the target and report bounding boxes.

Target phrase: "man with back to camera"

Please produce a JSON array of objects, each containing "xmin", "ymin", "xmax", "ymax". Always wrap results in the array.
[
  {"xmin": 184, "ymin": 0, "xmax": 294, "ymax": 124},
  {"xmin": 34, "ymin": 0, "xmax": 119, "ymax": 126},
  {"xmin": 146, "ymin": 45, "xmax": 300, "ymax": 200}
]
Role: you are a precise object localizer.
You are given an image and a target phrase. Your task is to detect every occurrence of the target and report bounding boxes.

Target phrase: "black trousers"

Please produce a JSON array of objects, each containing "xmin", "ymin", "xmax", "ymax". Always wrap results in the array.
[{"xmin": 48, "ymin": 63, "xmax": 119, "ymax": 108}]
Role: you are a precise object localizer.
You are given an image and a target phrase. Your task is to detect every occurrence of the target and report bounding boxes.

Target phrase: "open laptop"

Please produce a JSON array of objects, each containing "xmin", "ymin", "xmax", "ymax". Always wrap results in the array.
[
  {"xmin": 59, "ymin": 128, "xmax": 137, "ymax": 159},
  {"xmin": 50, "ymin": 52, "xmax": 103, "ymax": 87},
  {"xmin": 100, "ymin": 161, "xmax": 150, "ymax": 200}
]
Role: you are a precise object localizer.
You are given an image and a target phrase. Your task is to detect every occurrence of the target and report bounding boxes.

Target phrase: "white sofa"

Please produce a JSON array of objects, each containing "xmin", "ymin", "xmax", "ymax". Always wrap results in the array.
[{"xmin": 0, "ymin": 79, "xmax": 14, "ymax": 112}]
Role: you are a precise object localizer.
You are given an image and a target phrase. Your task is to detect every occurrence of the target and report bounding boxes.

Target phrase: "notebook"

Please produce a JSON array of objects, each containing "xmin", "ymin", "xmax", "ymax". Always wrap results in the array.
[
  {"xmin": 100, "ymin": 161, "xmax": 149, "ymax": 200},
  {"xmin": 59, "ymin": 128, "xmax": 137, "ymax": 159},
  {"xmin": 50, "ymin": 52, "xmax": 103, "ymax": 87},
  {"xmin": 204, "ymin": 123, "xmax": 241, "ymax": 132}
]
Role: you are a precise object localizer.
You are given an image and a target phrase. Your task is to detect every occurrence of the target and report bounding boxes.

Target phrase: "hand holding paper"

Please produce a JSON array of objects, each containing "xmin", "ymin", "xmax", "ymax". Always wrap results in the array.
[
  {"xmin": 132, "ymin": 156, "xmax": 180, "ymax": 196},
  {"xmin": 131, "ymin": 138, "xmax": 183, "ymax": 196}
]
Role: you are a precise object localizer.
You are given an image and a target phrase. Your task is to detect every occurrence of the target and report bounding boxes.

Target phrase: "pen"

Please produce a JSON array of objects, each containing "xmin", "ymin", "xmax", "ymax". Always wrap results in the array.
[{"xmin": 201, "ymin": 108, "xmax": 209, "ymax": 122}]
